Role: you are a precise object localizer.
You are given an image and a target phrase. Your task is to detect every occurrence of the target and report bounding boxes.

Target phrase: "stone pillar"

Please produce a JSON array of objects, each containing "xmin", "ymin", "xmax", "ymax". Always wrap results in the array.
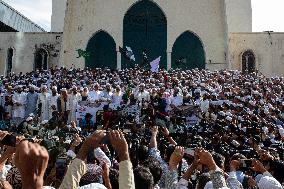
[
  {"xmin": 167, "ymin": 52, "xmax": 172, "ymax": 70},
  {"xmin": 117, "ymin": 50, "xmax": 121, "ymax": 70}
]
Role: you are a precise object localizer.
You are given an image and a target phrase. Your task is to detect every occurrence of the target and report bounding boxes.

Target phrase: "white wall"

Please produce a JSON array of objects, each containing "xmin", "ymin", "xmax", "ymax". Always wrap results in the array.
[
  {"xmin": 51, "ymin": 0, "xmax": 67, "ymax": 32},
  {"xmin": 61, "ymin": 0, "xmax": 228, "ymax": 70},
  {"xmin": 0, "ymin": 32, "xmax": 63, "ymax": 75},
  {"xmin": 229, "ymin": 32, "xmax": 284, "ymax": 77}
]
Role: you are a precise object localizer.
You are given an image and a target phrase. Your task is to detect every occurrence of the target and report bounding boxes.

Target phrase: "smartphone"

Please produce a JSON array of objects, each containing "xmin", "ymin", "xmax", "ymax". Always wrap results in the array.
[
  {"xmin": 56, "ymin": 158, "xmax": 68, "ymax": 180},
  {"xmin": 1, "ymin": 134, "xmax": 16, "ymax": 147},
  {"xmin": 184, "ymin": 148, "xmax": 195, "ymax": 156},
  {"xmin": 239, "ymin": 159, "xmax": 252, "ymax": 168},
  {"xmin": 101, "ymin": 135, "xmax": 110, "ymax": 145}
]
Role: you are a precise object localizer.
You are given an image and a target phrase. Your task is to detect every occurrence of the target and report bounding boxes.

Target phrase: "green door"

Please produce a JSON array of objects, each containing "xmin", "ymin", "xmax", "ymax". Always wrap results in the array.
[
  {"xmin": 123, "ymin": 0, "xmax": 167, "ymax": 69},
  {"xmin": 86, "ymin": 31, "xmax": 117, "ymax": 69},
  {"xmin": 242, "ymin": 50, "xmax": 255, "ymax": 74},
  {"xmin": 172, "ymin": 31, "xmax": 205, "ymax": 70}
]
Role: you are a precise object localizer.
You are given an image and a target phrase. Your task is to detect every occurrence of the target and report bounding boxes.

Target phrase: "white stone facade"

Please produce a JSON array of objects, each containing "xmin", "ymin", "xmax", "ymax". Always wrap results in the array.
[
  {"xmin": 0, "ymin": 32, "xmax": 63, "ymax": 75},
  {"xmin": 229, "ymin": 32, "xmax": 284, "ymax": 77},
  {"xmin": 60, "ymin": 0, "xmax": 234, "ymax": 70}
]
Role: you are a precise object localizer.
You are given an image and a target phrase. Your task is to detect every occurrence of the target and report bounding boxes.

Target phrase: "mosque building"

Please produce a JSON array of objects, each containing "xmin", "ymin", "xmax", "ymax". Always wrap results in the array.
[{"xmin": 0, "ymin": 0, "xmax": 283, "ymax": 76}]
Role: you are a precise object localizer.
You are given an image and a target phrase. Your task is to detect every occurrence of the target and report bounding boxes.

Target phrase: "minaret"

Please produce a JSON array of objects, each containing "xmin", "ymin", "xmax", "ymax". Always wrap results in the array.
[
  {"xmin": 224, "ymin": 0, "xmax": 252, "ymax": 32},
  {"xmin": 51, "ymin": 0, "xmax": 67, "ymax": 32}
]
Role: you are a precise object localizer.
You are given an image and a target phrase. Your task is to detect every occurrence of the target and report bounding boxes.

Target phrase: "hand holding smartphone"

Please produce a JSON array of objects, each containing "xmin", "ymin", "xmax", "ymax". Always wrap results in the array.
[{"xmin": 239, "ymin": 159, "xmax": 253, "ymax": 168}]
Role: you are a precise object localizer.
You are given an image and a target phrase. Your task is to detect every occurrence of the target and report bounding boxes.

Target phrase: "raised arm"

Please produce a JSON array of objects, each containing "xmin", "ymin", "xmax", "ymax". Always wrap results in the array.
[
  {"xmin": 160, "ymin": 127, "xmax": 177, "ymax": 146},
  {"xmin": 109, "ymin": 130, "xmax": 135, "ymax": 189},
  {"xmin": 149, "ymin": 126, "xmax": 158, "ymax": 149},
  {"xmin": 59, "ymin": 130, "xmax": 106, "ymax": 189}
]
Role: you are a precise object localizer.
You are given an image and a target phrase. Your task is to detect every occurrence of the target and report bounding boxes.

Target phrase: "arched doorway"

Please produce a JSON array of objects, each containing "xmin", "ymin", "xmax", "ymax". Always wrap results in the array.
[
  {"xmin": 171, "ymin": 31, "xmax": 205, "ymax": 70},
  {"xmin": 242, "ymin": 50, "xmax": 255, "ymax": 74},
  {"xmin": 6, "ymin": 48, "xmax": 13, "ymax": 75},
  {"xmin": 123, "ymin": 0, "xmax": 167, "ymax": 69},
  {"xmin": 34, "ymin": 48, "xmax": 48, "ymax": 70},
  {"xmin": 86, "ymin": 31, "xmax": 117, "ymax": 69}
]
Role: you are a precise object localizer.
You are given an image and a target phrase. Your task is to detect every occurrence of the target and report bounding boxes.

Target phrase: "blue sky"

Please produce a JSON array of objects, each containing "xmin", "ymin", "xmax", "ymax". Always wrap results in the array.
[{"xmin": 2, "ymin": 0, "xmax": 284, "ymax": 32}]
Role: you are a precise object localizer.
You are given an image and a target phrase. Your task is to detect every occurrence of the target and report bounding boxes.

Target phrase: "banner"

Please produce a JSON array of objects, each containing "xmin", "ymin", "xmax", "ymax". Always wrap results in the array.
[{"xmin": 76, "ymin": 104, "xmax": 104, "ymax": 125}]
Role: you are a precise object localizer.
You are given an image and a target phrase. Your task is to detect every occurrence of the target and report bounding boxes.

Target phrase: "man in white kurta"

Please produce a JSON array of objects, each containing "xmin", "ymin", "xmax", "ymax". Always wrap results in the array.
[
  {"xmin": 12, "ymin": 86, "xmax": 27, "ymax": 125},
  {"xmin": 68, "ymin": 87, "xmax": 82, "ymax": 123},
  {"xmin": 89, "ymin": 84, "xmax": 103, "ymax": 102},
  {"xmin": 110, "ymin": 86, "xmax": 123, "ymax": 110},
  {"xmin": 135, "ymin": 84, "xmax": 150, "ymax": 102},
  {"xmin": 48, "ymin": 86, "xmax": 59, "ymax": 119},
  {"xmin": 170, "ymin": 88, "xmax": 183, "ymax": 109},
  {"xmin": 37, "ymin": 86, "xmax": 50, "ymax": 122}
]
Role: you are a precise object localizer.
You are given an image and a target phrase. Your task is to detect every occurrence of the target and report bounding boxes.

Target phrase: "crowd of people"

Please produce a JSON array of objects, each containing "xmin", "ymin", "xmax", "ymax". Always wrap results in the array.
[{"xmin": 0, "ymin": 66, "xmax": 283, "ymax": 189}]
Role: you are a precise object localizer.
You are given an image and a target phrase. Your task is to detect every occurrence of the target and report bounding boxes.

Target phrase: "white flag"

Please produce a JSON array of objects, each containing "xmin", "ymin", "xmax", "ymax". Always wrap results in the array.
[
  {"xmin": 150, "ymin": 56, "xmax": 161, "ymax": 73},
  {"xmin": 126, "ymin": 46, "xmax": 135, "ymax": 61}
]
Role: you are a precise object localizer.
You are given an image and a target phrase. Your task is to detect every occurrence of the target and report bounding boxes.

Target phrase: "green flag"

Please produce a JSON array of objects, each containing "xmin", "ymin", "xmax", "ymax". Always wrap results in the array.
[{"xmin": 76, "ymin": 49, "xmax": 91, "ymax": 60}]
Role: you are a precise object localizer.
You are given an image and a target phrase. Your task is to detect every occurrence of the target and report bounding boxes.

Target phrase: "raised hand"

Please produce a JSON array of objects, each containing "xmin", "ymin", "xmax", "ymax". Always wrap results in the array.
[
  {"xmin": 160, "ymin": 127, "xmax": 170, "ymax": 137},
  {"xmin": 151, "ymin": 126, "xmax": 159, "ymax": 136},
  {"xmin": 15, "ymin": 141, "xmax": 49, "ymax": 189},
  {"xmin": 251, "ymin": 159, "xmax": 267, "ymax": 173},
  {"xmin": 109, "ymin": 130, "xmax": 129, "ymax": 162},
  {"xmin": 169, "ymin": 146, "xmax": 184, "ymax": 170},
  {"xmin": 196, "ymin": 148, "xmax": 217, "ymax": 171},
  {"xmin": 76, "ymin": 130, "xmax": 106, "ymax": 161},
  {"xmin": 72, "ymin": 133, "xmax": 82, "ymax": 147}
]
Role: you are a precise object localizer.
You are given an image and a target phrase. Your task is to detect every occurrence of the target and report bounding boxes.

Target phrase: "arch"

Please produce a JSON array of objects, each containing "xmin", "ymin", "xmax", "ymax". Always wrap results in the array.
[
  {"xmin": 171, "ymin": 31, "xmax": 206, "ymax": 70},
  {"xmin": 6, "ymin": 48, "xmax": 14, "ymax": 75},
  {"xmin": 123, "ymin": 0, "xmax": 167, "ymax": 69},
  {"xmin": 34, "ymin": 48, "xmax": 49, "ymax": 70},
  {"xmin": 86, "ymin": 30, "xmax": 117, "ymax": 69},
  {"xmin": 241, "ymin": 50, "xmax": 255, "ymax": 74}
]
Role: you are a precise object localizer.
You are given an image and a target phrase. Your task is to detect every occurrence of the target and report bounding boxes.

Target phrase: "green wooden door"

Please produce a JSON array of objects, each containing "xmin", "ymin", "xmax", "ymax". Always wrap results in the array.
[
  {"xmin": 172, "ymin": 31, "xmax": 205, "ymax": 70},
  {"xmin": 86, "ymin": 31, "xmax": 117, "ymax": 69},
  {"xmin": 242, "ymin": 50, "xmax": 255, "ymax": 73},
  {"xmin": 123, "ymin": 0, "xmax": 167, "ymax": 69}
]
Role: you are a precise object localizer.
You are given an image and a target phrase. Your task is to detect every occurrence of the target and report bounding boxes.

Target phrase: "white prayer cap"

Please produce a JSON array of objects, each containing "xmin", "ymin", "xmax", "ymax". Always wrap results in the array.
[
  {"xmin": 78, "ymin": 183, "xmax": 107, "ymax": 189},
  {"xmin": 264, "ymin": 109, "xmax": 269, "ymax": 115},
  {"xmin": 226, "ymin": 116, "xmax": 232, "ymax": 122},
  {"xmin": 279, "ymin": 128, "xmax": 284, "ymax": 137},
  {"xmin": 226, "ymin": 112, "xmax": 233, "ymax": 117},
  {"xmin": 41, "ymin": 120, "xmax": 49, "ymax": 125},
  {"xmin": 262, "ymin": 127, "xmax": 269, "ymax": 134},
  {"xmin": 204, "ymin": 181, "xmax": 213, "ymax": 189},
  {"xmin": 219, "ymin": 111, "xmax": 226, "ymax": 116},
  {"xmin": 237, "ymin": 104, "xmax": 243, "ymax": 108},
  {"xmin": 212, "ymin": 93, "xmax": 218, "ymax": 96},
  {"xmin": 238, "ymin": 116, "xmax": 243, "ymax": 121},
  {"xmin": 26, "ymin": 117, "xmax": 33, "ymax": 122},
  {"xmin": 61, "ymin": 88, "xmax": 67, "ymax": 92},
  {"xmin": 249, "ymin": 100, "xmax": 255, "ymax": 106},
  {"xmin": 52, "ymin": 86, "xmax": 57, "ymax": 90},
  {"xmin": 253, "ymin": 91, "xmax": 260, "ymax": 95},
  {"xmin": 29, "ymin": 113, "xmax": 35, "ymax": 117},
  {"xmin": 259, "ymin": 100, "xmax": 265, "ymax": 105},
  {"xmin": 194, "ymin": 89, "xmax": 201, "ymax": 93}
]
